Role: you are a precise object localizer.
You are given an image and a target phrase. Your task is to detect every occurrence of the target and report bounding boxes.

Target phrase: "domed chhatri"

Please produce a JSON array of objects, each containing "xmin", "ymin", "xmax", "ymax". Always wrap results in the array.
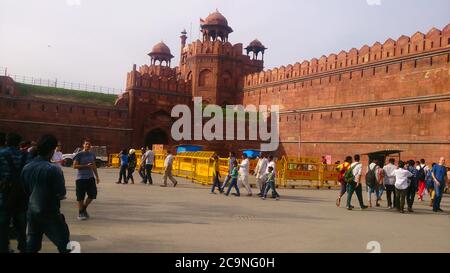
[
  {"xmin": 245, "ymin": 39, "xmax": 267, "ymax": 60},
  {"xmin": 148, "ymin": 41, "xmax": 174, "ymax": 66},
  {"xmin": 204, "ymin": 10, "xmax": 230, "ymax": 27},
  {"xmin": 200, "ymin": 10, "xmax": 233, "ymax": 43}
]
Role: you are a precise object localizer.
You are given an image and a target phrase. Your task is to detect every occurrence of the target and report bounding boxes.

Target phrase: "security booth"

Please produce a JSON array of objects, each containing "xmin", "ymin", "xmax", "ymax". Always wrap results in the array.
[{"xmin": 363, "ymin": 150, "xmax": 403, "ymax": 167}]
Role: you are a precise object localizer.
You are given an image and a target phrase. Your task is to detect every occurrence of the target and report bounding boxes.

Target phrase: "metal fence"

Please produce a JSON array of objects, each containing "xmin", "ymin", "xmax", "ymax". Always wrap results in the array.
[{"xmin": 1, "ymin": 67, "xmax": 122, "ymax": 95}]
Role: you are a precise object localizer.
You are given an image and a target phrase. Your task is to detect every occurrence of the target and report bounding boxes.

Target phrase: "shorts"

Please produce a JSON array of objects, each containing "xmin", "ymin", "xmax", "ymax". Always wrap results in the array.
[{"xmin": 76, "ymin": 178, "xmax": 97, "ymax": 201}]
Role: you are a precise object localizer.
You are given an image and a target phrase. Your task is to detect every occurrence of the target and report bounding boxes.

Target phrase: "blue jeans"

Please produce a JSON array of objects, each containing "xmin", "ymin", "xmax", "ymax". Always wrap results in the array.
[
  {"xmin": 376, "ymin": 184, "xmax": 384, "ymax": 200},
  {"xmin": 221, "ymin": 174, "xmax": 232, "ymax": 192},
  {"xmin": 0, "ymin": 210, "xmax": 27, "ymax": 253},
  {"xmin": 210, "ymin": 173, "xmax": 222, "ymax": 193},
  {"xmin": 144, "ymin": 164, "xmax": 153, "ymax": 184},
  {"xmin": 263, "ymin": 182, "xmax": 279, "ymax": 198},
  {"xmin": 433, "ymin": 182, "xmax": 445, "ymax": 211},
  {"xmin": 26, "ymin": 213, "xmax": 70, "ymax": 253},
  {"xmin": 225, "ymin": 177, "xmax": 240, "ymax": 196}
]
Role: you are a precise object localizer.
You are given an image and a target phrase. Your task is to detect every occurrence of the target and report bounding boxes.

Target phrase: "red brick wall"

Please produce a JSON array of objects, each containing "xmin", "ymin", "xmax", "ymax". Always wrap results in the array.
[{"xmin": 243, "ymin": 25, "xmax": 450, "ymax": 164}]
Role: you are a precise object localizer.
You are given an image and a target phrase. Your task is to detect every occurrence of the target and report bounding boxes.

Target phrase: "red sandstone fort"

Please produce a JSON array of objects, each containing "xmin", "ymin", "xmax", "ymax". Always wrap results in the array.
[{"xmin": 1, "ymin": 11, "xmax": 449, "ymax": 162}]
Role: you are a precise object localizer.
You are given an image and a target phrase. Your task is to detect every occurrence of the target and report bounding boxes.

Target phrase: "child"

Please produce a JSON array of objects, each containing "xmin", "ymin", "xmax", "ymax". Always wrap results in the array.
[
  {"xmin": 262, "ymin": 166, "xmax": 280, "ymax": 200},
  {"xmin": 225, "ymin": 161, "xmax": 240, "ymax": 197}
]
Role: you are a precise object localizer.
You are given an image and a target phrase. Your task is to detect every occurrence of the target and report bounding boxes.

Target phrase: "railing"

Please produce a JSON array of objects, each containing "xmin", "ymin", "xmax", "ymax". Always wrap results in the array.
[{"xmin": 0, "ymin": 67, "xmax": 122, "ymax": 95}]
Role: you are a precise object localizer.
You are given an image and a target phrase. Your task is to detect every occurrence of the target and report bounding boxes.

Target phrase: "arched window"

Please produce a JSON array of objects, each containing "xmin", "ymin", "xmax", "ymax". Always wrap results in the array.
[
  {"xmin": 223, "ymin": 71, "xmax": 232, "ymax": 87},
  {"xmin": 198, "ymin": 69, "xmax": 212, "ymax": 87}
]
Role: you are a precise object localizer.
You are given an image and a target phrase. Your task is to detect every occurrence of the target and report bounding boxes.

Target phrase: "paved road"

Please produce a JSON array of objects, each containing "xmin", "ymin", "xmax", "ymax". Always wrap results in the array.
[{"xmin": 14, "ymin": 167, "xmax": 450, "ymax": 253}]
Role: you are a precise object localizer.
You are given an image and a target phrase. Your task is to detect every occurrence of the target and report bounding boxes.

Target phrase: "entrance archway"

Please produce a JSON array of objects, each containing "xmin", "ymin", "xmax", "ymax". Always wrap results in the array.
[{"xmin": 145, "ymin": 128, "xmax": 169, "ymax": 149}]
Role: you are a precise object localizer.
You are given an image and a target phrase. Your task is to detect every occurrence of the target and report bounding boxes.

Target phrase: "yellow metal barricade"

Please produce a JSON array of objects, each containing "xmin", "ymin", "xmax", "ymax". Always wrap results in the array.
[
  {"xmin": 108, "ymin": 153, "xmax": 120, "ymax": 168},
  {"xmin": 278, "ymin": 156, "xmax": 338, "ymax": 189},
  {"xmin": 152, "ymin": 153, "xmax": 167, "ymax": 174}
]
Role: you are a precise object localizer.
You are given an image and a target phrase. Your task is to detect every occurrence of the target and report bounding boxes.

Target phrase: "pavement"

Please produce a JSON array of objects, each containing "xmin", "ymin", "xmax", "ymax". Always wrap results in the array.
[{"xmin": 11, "ymin": 167, "xmax": 450, "ymax": 253}]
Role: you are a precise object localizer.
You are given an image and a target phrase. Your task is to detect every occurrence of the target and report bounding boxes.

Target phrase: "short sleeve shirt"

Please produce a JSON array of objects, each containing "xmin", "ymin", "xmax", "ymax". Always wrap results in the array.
[{"xmin": 73, "ymin": 151, "xmax": 96, "ymax": 180}]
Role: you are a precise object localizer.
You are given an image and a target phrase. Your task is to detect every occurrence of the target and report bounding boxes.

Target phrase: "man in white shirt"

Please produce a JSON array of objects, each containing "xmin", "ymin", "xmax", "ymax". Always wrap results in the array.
[
  {"xmin": 393, "ymin": 160, "xmax": 413, "ymax": 213},
  {"xmin": 238, "ymin": 154, "xmax": 252, "ymax": 196},
  {"xmin": 138, "ymin": 147, "xmax": 147, "ymax": 182},
  {"xmin": 162, "ymin": 150, "xmax": 177, "ymax": 187},
  {"xmin": 346, "ymin": 154, "xmax": 368, "ymax": 210},
  {"xmin": 51, "ymin": 144, "xmax": 64, "ymax": 167},
  {"xmin": 142, "ymin": 148, "xmax": 155, "ymax": 185},
  {"xmin": 383, "ymin": 158, "xmax": 397, "ymax": 209},
  {"xmin": 255, "ymin": 154, "xmax": 268, "ymax": 196}
]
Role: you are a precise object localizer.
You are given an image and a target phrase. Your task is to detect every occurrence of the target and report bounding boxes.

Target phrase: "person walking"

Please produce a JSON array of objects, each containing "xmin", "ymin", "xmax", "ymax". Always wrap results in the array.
[
  {"xmin": 261, "ymin": 166, "xmax": 280, "ymax": 200},
  {"xmin": 336, "ymin": 156, "xmax": 352, "ymax": 207},
  {"xmin": 431, "ymin": 157, "xmax": 448, "ymax": 212},
  {"xmin": 0, "ymin": 133, "xmax": 28, "ymax": 253},
  {"xmin": 142, "ymin": 147, "xmax": 155, "ymax": 185},
  {"xmin": 225, "ymin": 161, "xmax": 240, "ymax": 197},
  {"xmin": 73, "ymin": 139, "xmax": 100, "ymax": 221},
  {"xmin": 116, "ymin": 149, "xmax": 129, "ymax": 184},
  {"xmin": 262, "ymin": 155, "xmax": 277, "ymax": 198},
  {"xmin": 346, "ymin": 154, "xmax": 368, "ymax": 210},
  {"xmin": 51, "ymin": 143, "xmax": 64, "ymax": 167},
  {"xmin": 20, "ymin": 134, "xmax": 71, "ymax": 253},
  {"xmin": 126, "ymin": 149, "xmax": 137, "ymax": 184},
  {"xmin": 255, "ymin": 154, "xmax": 268, "ymax": 197},
  {"xmin": 406, "ymin": 160, "xmax": 419, "ymax": 212},
  {"xmin": 210, "ymin": 155, "xmax": 222, "ymax": 194},
  {"xmin": 366, "ymin": 158, "xmax": 381, "ymax": 208},
  {"xmin": 416, "ymin": 159, "xmax": 429, "ymax": 201},
  {"xmin": 161, "ymin": 151, "xmax": 178, "ymax": 187},
  {"xmin": 238, "ymin": 154, "xmax": 252, "ymax": 196},
  {"xmin": 383, "ymin": 158, "xmax": 397, "ymax": 209},
  {"xmin": 220, "ymin": 152, "xmax": 236, "ymax": 192},
  {"xmin": 426, "ymin": 163, "xmax": 436, "ymax": 207},
  {"xmin": 393, "ymin": 161, "xmax": 413, "ymax": 213},
  {"xmin": 138, "ymin": 147, "xmax": 146, "ymax": 183}
]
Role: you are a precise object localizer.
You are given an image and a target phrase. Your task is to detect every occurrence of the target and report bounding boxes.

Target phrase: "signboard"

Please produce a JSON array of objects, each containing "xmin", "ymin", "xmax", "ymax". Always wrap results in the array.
[{"xmin": 153, "ymin": 144, "xmax": 164, "ymax": 153}]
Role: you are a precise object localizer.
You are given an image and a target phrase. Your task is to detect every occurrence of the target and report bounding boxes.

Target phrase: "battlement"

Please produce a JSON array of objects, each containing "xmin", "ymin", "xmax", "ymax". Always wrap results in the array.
[
  {"xmin": 183, "ymin": 40, "xmax": 247, "ymax": 59},
  {"xmin": 244, "ymin": 24, "xmax": 450, "ymax": 88},
  {"xmin": 126, "ymin": 66, "xmax": 191, "ymax": 95}
]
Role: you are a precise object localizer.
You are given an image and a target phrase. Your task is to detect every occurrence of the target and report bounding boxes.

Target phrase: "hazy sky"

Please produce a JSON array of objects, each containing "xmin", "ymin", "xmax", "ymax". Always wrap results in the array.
[{"xmin": 1, "ymin": 0, "xmax": 449, "ymax": 90}]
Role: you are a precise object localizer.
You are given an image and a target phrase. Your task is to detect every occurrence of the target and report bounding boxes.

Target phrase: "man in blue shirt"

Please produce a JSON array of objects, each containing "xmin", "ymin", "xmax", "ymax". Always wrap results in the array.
[
  {"xmin": 0, "ymin": 133, "xmax": 28, "ymax": 253},
  {"xmin": 73, "ymin": 140, "xmax": 100, "ymax": 221},
  {"xmin": 21, "ymin": 134, "xmax": 70, "ymax": 253},
  {"xmin": 432, "ymin": 157, "xmax": 448, "ymax": 212},
  {"xmin": 406, "ymin": 160, "xmax": 419, "ymax": 213}
]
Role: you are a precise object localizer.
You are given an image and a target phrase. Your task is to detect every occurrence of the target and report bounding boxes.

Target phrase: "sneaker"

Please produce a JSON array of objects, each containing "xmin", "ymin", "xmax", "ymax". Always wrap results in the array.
[
  {"xmin": 84, "ymin": 210, "xmax": 90, "ymax": 219},
  {"xmin": 407, "ymin": 208, "xmax": 414, "ymax": 213},
  {"xmin": 376, "ymin": 202, "xmax": 380, "ymax": 207},
  {"xmin": 346, "ymin": 207, "xmax": 353, "ymax": 210},
  {"xmin": 276, "ymin": 197, "xmax": 280, "ymax": 201},
  {"xmin": 173, "ymin": 181, "xmax": 178, "ymax": 187},
  {"xmin": 261, "ymin": 197, "xmax": 266, "ymax": 200},
  {"xmin": 115, "ymin": 181, "xmax": 121, "ymax": 184},
  {"xmin": 360, "ymin": 205, "xmax": 368, "ymax": 210},
  {"xmin": 77, "ymin": 213, "xmax": 87, "ymax": 221},
  {"xmin": 437, "ymin": 208, "xmax": 444, "ymax": 212},
  {"xmin": 400, "ymin": 209, "xmax": 405, "ymax": 214}
]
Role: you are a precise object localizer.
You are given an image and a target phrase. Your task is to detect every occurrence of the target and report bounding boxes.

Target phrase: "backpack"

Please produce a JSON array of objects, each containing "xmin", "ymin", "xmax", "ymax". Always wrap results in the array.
[
  {"xmin": 417, "ymin": 166, "xmax": 426, "ymax": 181},
  {"xmin": 365, "ymin": 165, "xmax": 377, "ymax": 188},
  {"xmin": 0, "ymin": 152, "xmax": 28, "ymax": 214},
  {"xmin": 337, "ymin": 163, "xmax": 349, "ymax": 183},
  {"xmin": 344, "ymin": 163, "xmax": 359, "ymax": 184},
  {"xmin": 425, "ymin": 170, "xmax": 434, "ymax": 190}
]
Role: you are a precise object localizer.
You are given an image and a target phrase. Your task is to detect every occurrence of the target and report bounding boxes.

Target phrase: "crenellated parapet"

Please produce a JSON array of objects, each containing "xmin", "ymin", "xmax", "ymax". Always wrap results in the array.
[
  {"xmin": 244, "ymin": 24, "xmax": 450, "ymax": 88},
  {"xmin": 126, "ymin": 64, "xmax": 191, "ymax": 95}
]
